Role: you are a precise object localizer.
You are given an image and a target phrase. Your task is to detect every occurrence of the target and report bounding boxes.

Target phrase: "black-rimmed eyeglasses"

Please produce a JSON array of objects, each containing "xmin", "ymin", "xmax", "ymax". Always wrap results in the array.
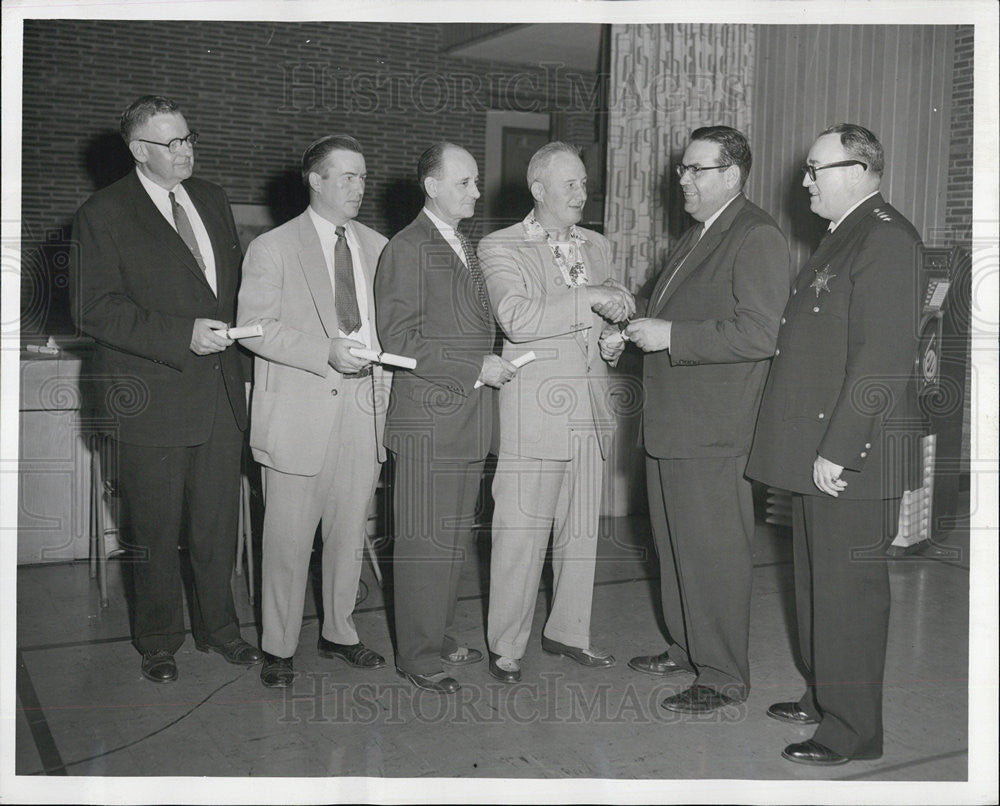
[
  {"xmin": 675, "ymin": 163, "xmax": 732, "ymax": 179},
  {"xmin": 135, "ymin": 131, "xmax": 200, "ymax": 154},
  {"xmin": 801, "ymin": 160, "xmax": 867, "ymax": 181}
]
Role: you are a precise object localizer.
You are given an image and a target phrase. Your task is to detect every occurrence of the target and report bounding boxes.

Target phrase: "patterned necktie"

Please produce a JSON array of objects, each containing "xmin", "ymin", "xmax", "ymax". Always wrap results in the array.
[
  {"xmin": 455, "ymin": 229, "xmax": 491, "ymax": 321},
  {"xmin": 334, "ymin": 226, "xmax": 362, "ymax": 335},
  {"xmin": 169, "ymin": 191, "xmax": 206, "ymax": 273}
]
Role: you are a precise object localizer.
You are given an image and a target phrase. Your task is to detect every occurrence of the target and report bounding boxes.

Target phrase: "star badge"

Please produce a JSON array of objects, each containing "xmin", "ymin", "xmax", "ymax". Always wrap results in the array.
[{"xmin": 810, "ymin": 265, "xmax": 837, "ymax": 297}]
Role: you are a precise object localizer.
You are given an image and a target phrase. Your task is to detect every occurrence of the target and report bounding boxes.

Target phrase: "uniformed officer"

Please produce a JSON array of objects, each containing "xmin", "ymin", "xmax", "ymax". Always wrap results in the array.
[{"xmin": 747, "ymin": 124, "xmax": 924, "ymax": 766}]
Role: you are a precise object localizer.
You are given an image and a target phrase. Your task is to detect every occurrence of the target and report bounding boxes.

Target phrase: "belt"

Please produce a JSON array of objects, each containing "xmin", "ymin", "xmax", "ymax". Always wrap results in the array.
[{"xmin": 342, "ymin": 365, "xmax": 373, "ymax": 379}]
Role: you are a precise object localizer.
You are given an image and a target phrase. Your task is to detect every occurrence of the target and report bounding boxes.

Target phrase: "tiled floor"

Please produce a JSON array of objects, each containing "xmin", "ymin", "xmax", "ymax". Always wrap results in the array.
[{"xmin": 13, "ymin": 499, "xmax": 979, "ymax": 798}]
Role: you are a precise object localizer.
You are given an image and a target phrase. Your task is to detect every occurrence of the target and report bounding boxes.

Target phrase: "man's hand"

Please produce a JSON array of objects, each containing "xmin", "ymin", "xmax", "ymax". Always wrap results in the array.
[
  {"xmin": 812, "ymin": 455, "xmax": 847, "ymax": 497},
  {"xmin": 624, "ymin": 318, "xmax": 671, "ymax": 352},
  {"xmin": 191, "ymin": 318, "xmax": 234, "ymax": 355},
  {"xmin": 599, "ymin": 325, "xmax": 626, "ymax": 364},
  {"xmin": 477, "ymin": 354, "xmax": 517, "ymax": 389},
  {"xmin": 328, "ymin": 338, "xmax": 371, "ymax": 374},
  {"xmin": 588, "ymin": 284, "xmax": 635, "ymax": 323}
]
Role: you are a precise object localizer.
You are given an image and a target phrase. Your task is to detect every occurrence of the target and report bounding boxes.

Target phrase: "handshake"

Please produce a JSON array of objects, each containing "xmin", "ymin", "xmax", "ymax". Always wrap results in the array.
[{"xmin": 588, "ymin": 278, "xmax": 636, "ymax": 324}]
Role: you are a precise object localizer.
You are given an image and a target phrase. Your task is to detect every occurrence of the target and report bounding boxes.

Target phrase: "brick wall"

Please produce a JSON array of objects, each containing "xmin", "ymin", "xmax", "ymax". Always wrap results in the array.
[
  {"xmin": 20, "ymin": 20, "xmax": 599, "ymax": 334},
  {"xmin": 944, "ymin": 26, "xmax": 973, "ymax": 247}
]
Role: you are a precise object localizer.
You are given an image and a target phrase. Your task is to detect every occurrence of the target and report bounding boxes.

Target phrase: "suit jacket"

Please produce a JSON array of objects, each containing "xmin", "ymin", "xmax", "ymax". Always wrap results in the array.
[
  {"xmin": 237, "ymin": 211, "xmax": 389, "ymax": 476},
  {"xmin": 478, "ymin": 219, "xmax": 617, "ymax": 461},
  {"xmin": 375, "ymin": 211, "xmax": 497, "ymax": 462},
  {"xmin": 641, "ymin": 194, "xmax": 792, "ymax": 459},
  {"xmin": 747, "ymin": 193, "xmax": 924, "ymax": 499},
  {"xmin": 70, "ymin": 170, "xmax": 247, "ymax": 446}
]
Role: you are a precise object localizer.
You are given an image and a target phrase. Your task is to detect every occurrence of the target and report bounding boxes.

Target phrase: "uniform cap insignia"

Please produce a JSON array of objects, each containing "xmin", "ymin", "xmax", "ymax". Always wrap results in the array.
[{"xmin": 810, "ymin": 265, "xmax": 836, "ymax": 297}]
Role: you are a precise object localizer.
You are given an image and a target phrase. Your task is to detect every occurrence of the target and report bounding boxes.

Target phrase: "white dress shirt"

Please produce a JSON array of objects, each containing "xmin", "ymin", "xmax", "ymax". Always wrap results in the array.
[
  {"xmin": 423, "ymin": 207, "xmax": 468, "ymax": 266},
  {"xmin": 136, "ymin": 168, "xmax": 217, "ymax": 294},
  {"xmin": 307, "ymin": 207, "xmax": 372, "ymax": 348}
]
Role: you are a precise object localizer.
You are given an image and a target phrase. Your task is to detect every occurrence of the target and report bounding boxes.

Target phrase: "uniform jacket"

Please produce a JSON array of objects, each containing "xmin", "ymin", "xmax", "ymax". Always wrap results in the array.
[
  {"xmin": 237, "ymin": 211, "xmax": 389, "ymax": 476},
  {"xmin": 641, "ymin": 194, "xmax": 792, "ymax": 459},
  {"xmin": 478, "ymin": 219, "xmax": 617, "ymax": 461},
  {"xmin": 70, "ymin": 171, "xmax": 247, "ymax": 446},
  {"xmin": 747, "ymin": 193, "xmax": 924, "ymax": 499},
  {"xmin": 375, "ymin": 211, "xmax": 497, "ymax": 462}
]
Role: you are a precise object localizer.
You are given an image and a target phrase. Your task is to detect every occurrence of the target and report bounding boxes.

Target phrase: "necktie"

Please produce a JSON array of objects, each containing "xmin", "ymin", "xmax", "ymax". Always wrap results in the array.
[
  {"xmin": 652, "ymin": 227, "xmax": 703, "ymax": 312},
  {"xmin": 169, "ymin": 191, "xmax": 206, "ymax": 273},
  {"xmin": 456, "ymin": 229, "xmax": 491, "ymax": 321},
  {"xmin": 334, "ymin": 226, "xmax": 362, "ymax": 335}
]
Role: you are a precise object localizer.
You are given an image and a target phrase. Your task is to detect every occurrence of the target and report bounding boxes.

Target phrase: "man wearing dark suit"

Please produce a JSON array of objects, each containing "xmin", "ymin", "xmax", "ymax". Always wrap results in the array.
[
  {"xmin": 747, "ymin": 124, "xmax": 923, "ymax": 766},
  {"xmin": 70, "ymin": 95, "xmax": 261, "ymax": 683},
  {"xmin": 375, "ymin": 143, "xmax": 515, "ymax": 693},
  {"xmin": 611, "ymin": 126, "xmax": 791, "ymax": 713},
  {"xmin": 237, "ymin": 135, "xmax": 390, "ymax": 688}
]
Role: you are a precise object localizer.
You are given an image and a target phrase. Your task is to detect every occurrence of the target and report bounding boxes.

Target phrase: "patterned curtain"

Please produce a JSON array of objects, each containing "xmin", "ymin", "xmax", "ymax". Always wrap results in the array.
[{"xmin": 604, "ymin": 24, "xmax": 755, "ymax": 294}]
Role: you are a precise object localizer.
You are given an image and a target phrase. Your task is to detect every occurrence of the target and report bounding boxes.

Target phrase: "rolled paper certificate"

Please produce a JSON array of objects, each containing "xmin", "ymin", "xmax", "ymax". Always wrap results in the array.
[
  {"xmin": 474, "ymin": 350, "xmax": 536, "ymax": 388},
  {"xmin": 349, "ymin": 347, "xmax": 417, "ymax": 370},
  {"xmin": 214, "ymin": 324, "xmax": 263, "ymax": 339}
]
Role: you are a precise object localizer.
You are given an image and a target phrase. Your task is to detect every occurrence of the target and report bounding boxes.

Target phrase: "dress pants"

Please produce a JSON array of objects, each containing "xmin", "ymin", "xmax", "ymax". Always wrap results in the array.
[
  {"xmin": 488, "ymin": 433, "xmax": 604, "ymax": 660},
  {"xmin": 260, "ymin": 376, "xmax": 380, "ymax": 658},
  {"xmin": 645, "ymin": 454, "xmax": 754, "ymax": 700},
  {"xmin": 392, "ymin": 447, "xmax": 485, "ymax": 675},
  {"xmin": 791, "ymin": 493, "xmax": 896, "ymax": 758},
  {"xmin": 116, "ymin": 377, "xmax": 243, "ymax": 655}
]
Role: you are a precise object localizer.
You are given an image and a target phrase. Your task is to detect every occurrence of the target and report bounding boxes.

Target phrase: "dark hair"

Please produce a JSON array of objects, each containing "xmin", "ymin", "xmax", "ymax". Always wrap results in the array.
[
  {"xmin": 416, "ymin": 142, "xmax": 463, "ymax": 193},
  {"xmin": 689, "ymin": 126, "xmax": 752, "ymax": 187},
  {"xmin": 526, "ymin": 141, "xmax": 581, "ymax": 186},
  {"xmin": 819, "ymin": 123, "xmax": 885, "ymax": 176},
  {"xmin": 119, "ymin": 95, "xmax": 181, "ymax": 142},
  {"xmin": 301, "ymin": 135, "xmax": 364, "ymax": 184}
]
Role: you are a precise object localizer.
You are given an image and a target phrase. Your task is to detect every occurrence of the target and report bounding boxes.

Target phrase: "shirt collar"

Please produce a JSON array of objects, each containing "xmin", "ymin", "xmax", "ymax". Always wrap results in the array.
[
  {"xmin": 307, "ymin": 206, "xmax": 356, "ymax": 244},
  {"xmin": 136, "ymin": 167, "xmax": 185, "ymax": 203},
  {"xmin": 829, "ymin": 190, "xmax": 879, "ymax": 232},
  {"xmin": 701, "ymin": 193, "xmax": 741, "ymax": 234},
  {"xmin": 423, "ymin": 206, "xmax": 457, "ymax": 238},
  {"xmin": 522, "ymin": 210, "xmax": 588, "ymax": 244}
]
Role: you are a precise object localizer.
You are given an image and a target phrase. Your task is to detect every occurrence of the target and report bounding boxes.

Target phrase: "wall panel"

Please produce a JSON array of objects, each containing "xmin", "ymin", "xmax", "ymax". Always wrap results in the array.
[{"xmin": 749, "ymin": 25, "xmax": 956, "ymax": 270}]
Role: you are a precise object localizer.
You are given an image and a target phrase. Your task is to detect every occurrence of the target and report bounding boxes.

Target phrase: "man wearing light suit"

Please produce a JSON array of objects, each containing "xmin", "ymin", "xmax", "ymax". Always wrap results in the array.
[
  {"xmin": 71, "ymin": 95, "xmax": 260, "ymax": 683},
  {"xmin": 479, "ymin": 142, "xmax": 635, "ymax": 683},
  {"xmin": 615, "ymin": 126, "xmax": 791, "ymax": 713},
  {"xmin": 375, "ymin": 143, "xmax": 516, "ymax": 694},
  {"xmin": 237, "ymin": 135, "xmax": 390, "ymax": 688}
]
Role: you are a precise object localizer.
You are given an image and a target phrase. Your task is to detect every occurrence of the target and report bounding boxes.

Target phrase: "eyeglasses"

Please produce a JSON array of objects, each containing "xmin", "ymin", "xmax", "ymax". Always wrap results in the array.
[
  {"xmin": 675, "ymin": 163, "xmax": 731, "ymax": 179},
  {"xmin": 801, "ymin": 160, "xmax": 867, "ymax": 181},
  {"xmin": 134, "ymin": 131, "xmax": 200, "ymax": 154}
]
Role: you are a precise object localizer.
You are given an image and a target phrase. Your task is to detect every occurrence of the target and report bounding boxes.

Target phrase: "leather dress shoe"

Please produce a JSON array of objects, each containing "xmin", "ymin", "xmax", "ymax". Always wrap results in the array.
[
  {"xmin": 767, "ymin": 701, "xmax": 819, "ymax": 725},
  {"xmin": 541, "ymin": 636, "xmax": 615, "ymax": 668},
  {"xmin": 488, "ymin": 651, "xmax": 521, "ymax": 684},
  {"xmin": 260, "ymin": 654, "xmax": 295, "ymax": 688},
  {"xmin": 660, "ymin": 685, "xmax": 738, "ymax": 713},
  {"xmin": 397, "ymin": 668, "xmax": 460, "ymax": 694},
  {"xmin": 781, "ymin": 739, "xmax": 850, "ymax": 766},
  {"xmin": 318, "ymin": 638, "xmax": 386, "ymax": 669},
  {"xmin": 196, "ymin": 637, "xmax": 263, "ymax": 666},
  {"xmin": 141, "ymin": 650, "xmax": 178, "ymax": 683},
  {"xmin": 441, "ymin": 647, "xmax": 483, "ymax": 666},
  {"xmin": 628, "ymin": 651, "xmax": 691, "ymax": 677}
]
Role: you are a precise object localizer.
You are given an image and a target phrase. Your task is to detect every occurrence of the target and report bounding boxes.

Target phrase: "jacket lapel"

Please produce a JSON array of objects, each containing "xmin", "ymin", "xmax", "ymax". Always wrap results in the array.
[
  {"xmin": 651, "ymin": 195, "xmax": 747, "ymax": 317},
  {"xmin": 797, "ymin": 193, "xmax": 883, "ymax": 289},
  {"xmin": 354, "ymin": 225, "xmax": 381, "ymax": 351},
  {"xmin": 184, "ymin": 180, "xmax": 227, "ymax": 302},
  {"xmin": 296, "ymin": 212, "xmax": 339, "ymax": 337},
  {"xmin": 127, "ymin": 173, "xmax": 214, "ymax": 294}
]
